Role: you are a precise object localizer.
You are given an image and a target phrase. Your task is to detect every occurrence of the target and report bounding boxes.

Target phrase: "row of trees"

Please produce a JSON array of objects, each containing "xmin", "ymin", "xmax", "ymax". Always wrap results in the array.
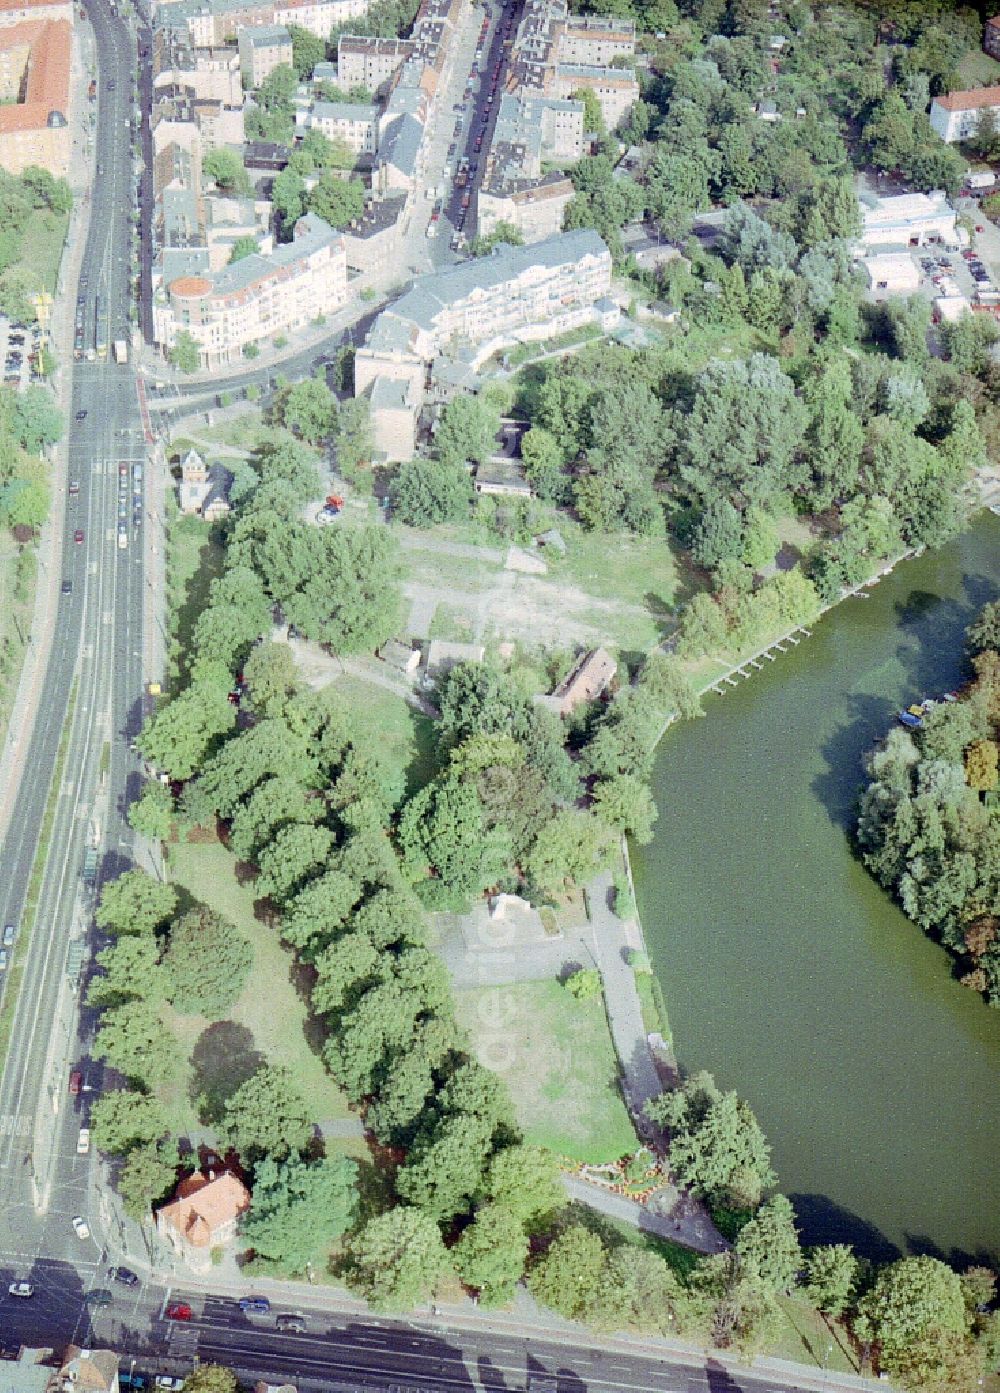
[
  {"xmin": 858, "ymin": 601, "xmax": 1000, "ymax": 1006},
  {"xmin": 0, "ymin": 383, "xmax": 62, "ymax": 530},
  {"xmin": 0, "ymin": 165, "xmax": 72, "ymax": 323}
]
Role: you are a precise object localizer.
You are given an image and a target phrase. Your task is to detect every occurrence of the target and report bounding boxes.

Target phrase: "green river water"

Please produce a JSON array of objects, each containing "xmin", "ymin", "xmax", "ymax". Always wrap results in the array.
[{"xmin": 632, "ymin": 514, "xmax": 1000, "ymax": 1266}]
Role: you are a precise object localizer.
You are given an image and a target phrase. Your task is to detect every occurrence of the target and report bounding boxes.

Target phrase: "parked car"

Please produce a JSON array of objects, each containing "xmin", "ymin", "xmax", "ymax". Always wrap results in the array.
[
  {"xmin": 165, "ymin": 1302, "xmax": 192, "ymax": 1321},
  {"xmin": 85, "ymin": 1288, "xmax": 113, "ymax": 1307},
  {"xmin": 276, "ymin": 1313, "xmax": 307, "ymax": 1334},
  {"xmin": 2, "ymin": 924, "xmax": 13, "ymax": 947},
  {"xmin": 238, "ymin": 1296, "xmax": 271, "ymax": 1314},
  {"xmin": 7, "ymin": 1281, "xmax": 33, "ymax": 1298},
  {"xmin": 76, "ymin": 409, "xmax": 87, "ymax": 421},
  {"xmin": 155, "ymin": 1379, "xmax": 184, "ymax": 1391},
  {"xmin": 68, "ymin": 480, "xmax": 80, "ymax": 496},
  {"xmin": 0, "ymin": 950, "xmax": 8, "ymax": 972},
  {"xmin": 71, "ymin": 1216, "xmax": 90, "ymax": 1240},
  {"xmin": 61, "ymin": 580, "xmax": 73, "ymax": 595},
  {"xmin": 77, "ymin": 1128, "xmax": 90, "ymax": 1155},
  {"xmin": 109, "ymin": 1266, "xmax": 139, "ymax": 1285},
  {"xmin": 74, "ymin": 529, "xmax": 84, "ymax": 543}
]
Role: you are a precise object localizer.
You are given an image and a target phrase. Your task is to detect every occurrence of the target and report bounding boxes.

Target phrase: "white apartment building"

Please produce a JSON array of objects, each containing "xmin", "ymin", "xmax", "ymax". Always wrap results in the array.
[
  {"xmin": 556, "ymin": 14, "xmax": 634, "ymax": 66},
  {"xmin": 929, "ymin": 86, "xmax": 1000, "ymax": 143},
  {"xmin": 296, "ymin": 97, "xmax": 378, "ymax": 153},
  {"xmin": 552, "ymin": 61, "xmax": 639, "ymax": 129},
  {"xmin": 356, "ymin": 230, "xmax": 613, "ymax": 460},
  {"xmin": 336, "ymin": 34, "xmax": 415, "ymax": 94},
  {"xmin": 238, "ymin": 23, "xmax": 292, "ymax": 88},
  {"xmin": 154, "ymin": 211, "xmax": 348, "ymax": 367}
]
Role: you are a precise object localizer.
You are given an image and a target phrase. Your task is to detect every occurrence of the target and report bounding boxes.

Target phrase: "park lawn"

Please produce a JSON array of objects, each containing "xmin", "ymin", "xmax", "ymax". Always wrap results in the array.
[
  {"xmin": 454, "ymin": 978, "xmax": 637, "ymax": 1164},
  {"xmin": 554, "ymin": 528, "xmax": 681, "ymax": 616},
  {"xmin": 165, "ymin": 838, "xmax": 354, "ymax": 1129},
  {"xmin": 20, "ymin": 207, "xmax": 69, "ymax": 295},
  {"xmin": 957, "ymin": 47, "xmax": 1000, "ymax": 89},
  {"xmin": 333, "ymin": 674, "xmax": 438, "ymax": 798},
  {"xmin": 774, "ymin": 1297, "xmax": 859, "ymax": 1376},
  {"xmin": 164, "ymin": 509, "xmax": 225, "ymax": 682},
  {"xmin": 0, "ymin": 537, "xmax": 35, "ymax": 744}
]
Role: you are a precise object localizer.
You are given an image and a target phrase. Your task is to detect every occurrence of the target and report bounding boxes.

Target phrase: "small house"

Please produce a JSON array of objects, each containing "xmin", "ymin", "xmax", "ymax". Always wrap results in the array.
[
  {"xmin": 474, "ymin": 460, "xmax": 533, "ymax": 499},
  {"xmin": 378, "ymin": 638, "xmax": 421, "ymax": 673},
  {"xmin": 155, "ymin": 1168, "xmax": 250, "ymax": 1273},
  {"xmin": 178, "ymin": 448, "xmax": 231, "ymax": 521},
  {"xmin": 550, "ymin": 647, "xmax": 617, "ymax": 717}
]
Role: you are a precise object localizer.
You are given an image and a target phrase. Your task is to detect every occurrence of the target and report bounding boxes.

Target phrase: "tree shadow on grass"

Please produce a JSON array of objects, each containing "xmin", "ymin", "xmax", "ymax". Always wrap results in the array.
[{"xmin": 189, "ymin": 1020, "xmax": 265, "ymax": 1126}]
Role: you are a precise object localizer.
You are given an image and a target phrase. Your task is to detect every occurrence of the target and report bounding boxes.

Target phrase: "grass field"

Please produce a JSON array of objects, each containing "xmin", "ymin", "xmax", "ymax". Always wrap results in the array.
[
  {"xmin": 162, "ymin": 839, "xmax": 354, "ymax": 1140},
  {"xmin": 957, "ymin": 47, "xmax": 1000, "ymax": 89},
  {"xmin": 332, "ymin": 674, "xmax": 438, "ymax": 798},
  {"xmin": 20, "ymin": 207, "xmax": 69, "ymax": 295},
  {"xmin": 164, "ymin": 509, "xmax": 225, "ymax": 682},
  {"xmin": 454, "ymin": 978, "xmax": 637, "ymax": 1164},
  {"xmin": 0, "ymin": 538, "xmax": 36, "ymax": 745}
]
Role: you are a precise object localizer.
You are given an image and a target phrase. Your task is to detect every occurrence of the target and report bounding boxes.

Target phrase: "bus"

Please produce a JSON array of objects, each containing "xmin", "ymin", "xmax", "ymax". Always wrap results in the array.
[{"xmin": 95, "ymin": 295, "xmax": 109, "ymax": 360}]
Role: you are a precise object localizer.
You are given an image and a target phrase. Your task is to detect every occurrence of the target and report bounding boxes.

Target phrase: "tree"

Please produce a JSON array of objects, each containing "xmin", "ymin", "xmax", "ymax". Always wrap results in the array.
[
  {"xmin": 692, "ymin": 498, "xmax": 743, "ymax": 570},
  {"xmin": 468, "ymin": 221, "xmax": 523, "ymax": 256},
  {"xmin": 285, "ymin": 525, "xmax": 401, "ymax": 655},
  {"xmin": 220, "ymin": 1065, "xmax": 313, "ymax": 1160},
  {"xmin": 242, "ymin": 641, "xmax": 300, "ymax": 718},
  {"xmin": 527, "ymin": 1224, "xmax": 608, "ymax": 1322},
  {"xmin": 803, "ymin": 1244, "xmax": 859, "ymax": 1317},
  {"xmin": 288, "ymin": 23, "xmax": 325, "ymax": 78},
  {"xmin": 485, "ymin": 1142, "xmax": 562, "ymax": 1220},
  {"xmin": 169, "ymin": 331, "xmax": 201, "ymax": 374},
  {"xmin": 182, "ymin": 1368, "xmax": 238, "ymax": 1393},
  {"xmin": 90, "ymin": 1089, "xmax": 169, "ymax": 1155},
  {"xmin": 573, "ymin": 86, "xmax": 606, "ymax": 136},
  {"xmin": 854, "ymin": 1256, "xmax": 970, "ymax": 1386},
  {"xmin": 241, "ymin": 1153, "xmax": 358, "ymax": 1271},
  {"xmin": 435, "ymin": 395, "xmax": 500, "ymax": 469},
  {"xmin": 163, "ymin": 906, "xmax": 254, "ymax": 1018},
  {"xmin": 229, "ymin": 235, "xmax": 259, "ymax": 264},
  {"xmin": 0, "ymin": 476, "xmax": 49, "ymax": 528},
  {"xmin": 278, "ymin": 376, "xmax": 336, "ymax": 443},
  {"xmin": 256, "ymin": 823, "xmax": 335, "ymax": 904},
  {"xmin": 454, "ymin": 1204, "xmax": 529, "ymax": 1304},
  {"xmin": 203, "ymin": 148, "xmax": 251, "ymax": 196},
  {"xmin": 718, "ymin": 202, "xmax": 795, "ymax": 276},
  {"xmin": 592, "ymin": 774, "xmax": 659, "ymax": 843},
  {"xmin": 119, "ymin": 1138, "xmax": 180, "ymax": 1220},
  {"xmin": 137, "ymin": 681, "xmax": 236, "ymax": 780},
  {"xmin": 306, "ymin": 174, "xmax": 365, "ymax": 229},
  {"xmin": 389, "ymin": 458, "xmax": 472, "ymax": 526},
  {"xmin": 271, "ymin": 167, "xmax": 307, "ymax": 237},
  {"xmin": 965, "ymin": 739, "xmax": 998, "ymax": 794},
  {"xmin": 94, "ymin": 1003, "xmax": 178, "ymax": 1087},
  {"xmin": 396, "ymin": 1111, "xmax": 493, "ymax": 1220},
  {"xmin": 526, "ymin": 809, "xmax": 610, "ymax": 899},
  {"xmin": 520, "ymin": 426, "xmax": 567, "ymax": 503},
  {"xmin": 734, "ymin": 1195, "xmax": 801, "ymax": 1294},
  {"xmin": 87, "ymin": 935, "xmax": 162, "ymax": 1009},
  {"xmin": 12, "ymin": 384, "xmax": 62, "ymax": 453},
  {"xmin": 332, "ymin": 396, "xmax": 373, "ymax": 474},
  {"xmin": 96, "ymin": 871, "xmax": 177, "ymax": 937},
  {"xmin": 128, "ymin": 780, "xmax": 175, "ymax": 841},
  {"xmin": 646, "ymin": 1071, "xmax": 776, "ymax": 1210},
  {"xmin": 564, "ymin": 966, "xmax": 602, "ymax": 1000},
  {"xmin": 348, "ymin": 1207, "xmax": 451, "ymax": 1311}
]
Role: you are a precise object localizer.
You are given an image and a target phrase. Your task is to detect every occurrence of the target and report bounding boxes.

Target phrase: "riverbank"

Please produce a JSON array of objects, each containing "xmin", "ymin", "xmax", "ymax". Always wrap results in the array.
[{"xmin": 632, "ymin": 513, "xmax": 1000, "ymax": 1259}]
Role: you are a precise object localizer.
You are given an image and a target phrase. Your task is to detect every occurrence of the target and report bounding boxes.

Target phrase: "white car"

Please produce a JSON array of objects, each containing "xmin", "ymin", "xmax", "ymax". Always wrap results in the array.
[
  {"xmin": 77, "ymin": 1127, "xmax": 90, "ymax": 1155},
  {"xmin": 72, "ymin": 1215, "xmax": 90, "ymax": 1240},
  {"xmin": 155, "ymin": 1379, "xmax": 184, "ymax": 1390},
  {"xmin": 8, "ymin": 1281, "xmax": 33, "ymax": 1298}
]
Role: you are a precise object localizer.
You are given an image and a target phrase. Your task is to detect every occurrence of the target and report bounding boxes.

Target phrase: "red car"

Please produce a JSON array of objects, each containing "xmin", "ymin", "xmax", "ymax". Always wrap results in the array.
[
  {"xmin": 69, "ymin": 1070, "xmax": 82, "ymax": 1095},
  {"xmin": 165, "ymin": 1302, "xmax": 192, "ymax": 1321},
  {"xmin": 976, "ymin": 224, "xmax": 985, "ymax": 233},
  {"xmin": 73, "ymin": 529, "xmax": 84, "ymax": 543}
]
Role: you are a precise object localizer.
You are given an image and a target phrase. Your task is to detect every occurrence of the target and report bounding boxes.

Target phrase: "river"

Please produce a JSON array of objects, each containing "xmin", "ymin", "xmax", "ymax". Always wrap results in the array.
[{"xmin": 633, "ymin": 514, "xmax": 1000, "ymax": 1265}]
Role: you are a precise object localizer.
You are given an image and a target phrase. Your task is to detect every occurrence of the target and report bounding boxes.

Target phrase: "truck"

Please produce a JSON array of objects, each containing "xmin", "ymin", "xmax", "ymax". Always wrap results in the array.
[
  {"xmin": 66, "ymin": 940, "xmax": 86, "ymax": 989},
  {"xmin": 113, "ymin": 339, "xmax": 127, "ymax": 364}
]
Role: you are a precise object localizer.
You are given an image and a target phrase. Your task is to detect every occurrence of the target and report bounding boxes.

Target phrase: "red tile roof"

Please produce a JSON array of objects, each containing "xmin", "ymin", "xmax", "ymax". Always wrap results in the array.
[
  {"xmin": 934, "ymin": 85, "xmax": 1000, "ymax": 112},
  {"xmin": 0, "ymin": 18, "xmax": 70, "ymax": 134}
]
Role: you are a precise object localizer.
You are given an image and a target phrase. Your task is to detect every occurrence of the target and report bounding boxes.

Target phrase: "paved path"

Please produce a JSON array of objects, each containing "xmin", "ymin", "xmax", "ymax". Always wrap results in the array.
[
  {"xmin": 398, "ymin": 532, "xmax": 505, "ymax": 564},
  {"xmin": 586, "ymin": 869, "xmax": 662, "ymax": 1119},
  {"xmin": 561, "ymin": 1175, "xmax": 728, "ymax": 1254}
]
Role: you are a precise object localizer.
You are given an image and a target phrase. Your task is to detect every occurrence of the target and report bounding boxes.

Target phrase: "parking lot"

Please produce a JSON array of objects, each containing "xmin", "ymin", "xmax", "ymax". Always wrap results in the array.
[{"xmin": 0, "ymin": 316, "xmax": 40, "ymax": 390}]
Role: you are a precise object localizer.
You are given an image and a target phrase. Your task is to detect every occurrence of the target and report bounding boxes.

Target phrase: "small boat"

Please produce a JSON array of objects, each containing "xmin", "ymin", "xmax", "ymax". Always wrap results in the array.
[
  {"xmin": 943, "ymin": 692, "xmax": 959, "ymax": 703},
  {"xmin": 899, "ymin": 710, "xmax": 923, "ymax": 730}
]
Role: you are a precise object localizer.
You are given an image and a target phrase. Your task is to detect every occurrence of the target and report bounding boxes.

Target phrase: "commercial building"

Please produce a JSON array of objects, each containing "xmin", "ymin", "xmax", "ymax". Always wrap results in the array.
[
  {"xmin": 356, "ymin": 230, "xmax": 613, "ymax": 460},
  {"xmin": 0, "ymin": 16, "xmax": 70, "ymax": 176},
  {"xmin": 862, "ymin": 252, "xmax": 920, "ymax": 295},
  {"xmin": 238, "ymin": 22, "xmax": 291, "ymax": 88},
  {"xmin": 153, "ymin": 210, "xmax": 347, "ymax": 366},
  {"xmin": 858, "ymin": 191, "xmax": 958, "ymax": 249},
  {"xmin": 929, "ymin": 86, "xmax": 1000, "ymax": 143}
]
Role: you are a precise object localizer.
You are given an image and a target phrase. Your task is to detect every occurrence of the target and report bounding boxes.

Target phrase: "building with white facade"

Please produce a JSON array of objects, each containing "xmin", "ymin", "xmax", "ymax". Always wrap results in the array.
[
  {"xmin": 356, "ymin": 230, "xmax": 613, "ymax": 460},
  {"xmin": 238, "ymin": 22, "xmax": 291, "ymax": 88},
  {"xmin": 508, "ymin": 0, "xmax": 638, "ymax": 130},
  {"xmin": 153, "ymin": 211, "xmax": 348, "ymax": 367},
  {"xmin": 295, "ymin": 97, "xmax": 378, "ymax": 154},
  {"xmin": 858, "ymin": 191, "xmax": 958, "ymax": 249},
  {"xmin": 929, "ymin": 86, "xmax": 1000, "ymax": 143},
  {"xmin": 862, "ymin": 252, "xmax": 920, "ymax": 294}
]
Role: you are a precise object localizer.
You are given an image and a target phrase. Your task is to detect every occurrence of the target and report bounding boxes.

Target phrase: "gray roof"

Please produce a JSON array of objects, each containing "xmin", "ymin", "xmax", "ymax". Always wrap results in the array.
[
  {"xmin": 379, "ymin": 112, "xmax": 423, "ymax": 177},
  {"xmin": 239, "ymin": 24, "xmax": 290, "ymax": 47},
  {"xmin": 369, "ymin": 376, "xmax": 412, "ymax": 410},
  {"xmin": 160, "ymin": 245, "xmax": 211, "ymax": 280},
  {"xmin": 377, "ymin": 228, "xmax": 610, "ymax": 333},
  {"xmin": 208, "ymin": 211, "xmax": 339, "ymax": 296},
  {"xmin": 311, "ymin": 100, "xmax": 376, "ymax": 122},
  {"xmin": 556, "ymin": 60, "xmax": 636, "ymax": 80},
  {"xmin": 313, "ymin": 61, "xmax": 338, "ymax": 80}
]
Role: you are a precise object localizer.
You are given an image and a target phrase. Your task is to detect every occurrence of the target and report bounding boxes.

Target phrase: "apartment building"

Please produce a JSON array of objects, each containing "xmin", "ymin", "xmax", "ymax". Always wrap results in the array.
[
  {"xmin": 157, "ymin": 0, "xmax": 369, "ymax": 46},
  {"xmin": 475, "ymin": 91, "xmax": 579, "ymax": 243},
  {"xmin": 477, "ymin": 171, "xmax": 574, "ymax": 243},
  {"xmin": 152, "ymin": 32, "xmax": 244, "ymax": 104},
  {"xmin": 0, "ymin": 0, "xmax": 71, "ymax": 26},
  {"xmin": 203, "ymin": 193, "xmax": 271, "ymax": 267},
  {"xmin": 491, "ymin": 88, "xmax": 583, "ymax": 166},
  {"xmin": 154, "ymin": 211, "xmax": 348, "ymax": 366},
  {"xmin": 296, "ymin": 97, "xmax": 378, "ymax": 153},
  {"xmin": 336, "ymin": 34, "xmax": 415, "ymax": 95},
  {"xmin": 0, "ymin": 16, "xmax": 70, "ymax": 176},
  {"xmin": 929, "ymin": 86, "xmax": 1000, "ymax": 143},
  {"xmin": 356, "ymin": 230, "xmax": 613, "ymax": 460},
  {"xmin": 238, "ymin": 22, "xmax": 291, "ymax": 87},
  {"xmin": 984, "ymin": 15, "xmax": 1000, "ymax": 60},
  {"xmin": 509, "ymin": 0, "xmax": 637, "ymax": 129}
]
